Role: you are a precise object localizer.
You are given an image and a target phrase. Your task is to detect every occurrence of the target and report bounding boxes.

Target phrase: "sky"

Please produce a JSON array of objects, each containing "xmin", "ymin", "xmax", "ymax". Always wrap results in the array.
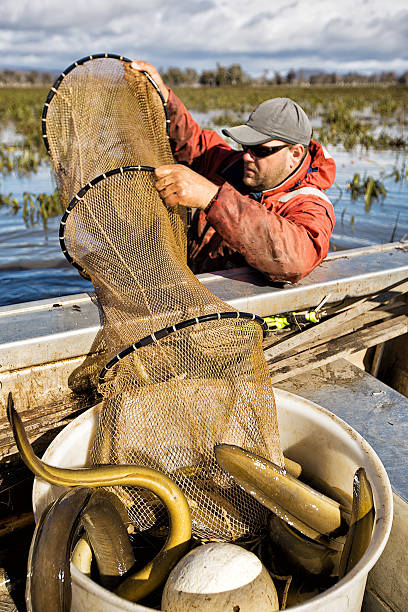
[{"xmin": 0, "ymin": 0, "xmax": 407, "ymax": 77}]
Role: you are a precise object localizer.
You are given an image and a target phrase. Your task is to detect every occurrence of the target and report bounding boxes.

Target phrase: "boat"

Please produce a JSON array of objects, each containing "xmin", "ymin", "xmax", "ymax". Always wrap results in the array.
[{"xmin": 1, "ymin": 240, "xmax": 408, "ymax": 610}]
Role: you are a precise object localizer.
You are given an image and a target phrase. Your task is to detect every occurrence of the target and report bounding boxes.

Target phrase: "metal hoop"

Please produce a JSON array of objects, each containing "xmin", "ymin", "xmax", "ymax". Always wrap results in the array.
[
  {"xmin": 59, "ymin": 165, "xmax": 156, "ymax": 274},
  {"xmin": 41, "ymin": 53, "xmax": 170, "ymax": 153},
  {"xmin": 98, "ymin": 311, "xmax": 268, "ymax": 383}
]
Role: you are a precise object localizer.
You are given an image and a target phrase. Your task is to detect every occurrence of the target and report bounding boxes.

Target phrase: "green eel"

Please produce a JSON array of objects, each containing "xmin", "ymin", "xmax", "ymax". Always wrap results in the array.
[
  {"xmin": 79, "ymin": 489, "xmax": 136, "ymax": 589},
  {"xmin": 215, "ymin": 443, "xmax": 342, "ymax": 538},
  {"xmin": 267, "ymin": 514, "xmax": 340, "ymax": 577},
  {"xmin": 26, "ymin": 487, "xmax": 92, "ymax": 612},
  {"xmin": 7, "ymin": 392, "xmax": 192, "ymax": 603},
  {"xmin": 338, "ymin": 467, "xmax": 375, "ymax": 578}
]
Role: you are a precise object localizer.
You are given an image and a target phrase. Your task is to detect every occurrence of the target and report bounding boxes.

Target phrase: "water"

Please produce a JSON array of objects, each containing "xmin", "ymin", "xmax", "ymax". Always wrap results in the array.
[
  {"xmin": 329, "ymin": 148, "xmax": 408, "ymax": 249},
  {"xmin": 0, "ymin": 148, "xmax": 407, "ymax": 307},
  {"xmin": 0, "ymin": 165, "xmax": 93, "ymax": 307}
]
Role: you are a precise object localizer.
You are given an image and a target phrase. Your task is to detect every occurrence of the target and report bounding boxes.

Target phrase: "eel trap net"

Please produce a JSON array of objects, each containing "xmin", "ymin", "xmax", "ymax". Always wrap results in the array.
[{"xmin": 45, "ymin": 55, "xmax": 283, "ymax": 541}]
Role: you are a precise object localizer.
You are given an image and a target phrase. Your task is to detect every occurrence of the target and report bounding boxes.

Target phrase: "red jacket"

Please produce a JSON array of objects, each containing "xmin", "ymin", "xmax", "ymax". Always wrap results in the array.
[{"xmin": 167, "ymin": 89, "xmax": 336, "ymax": 283}]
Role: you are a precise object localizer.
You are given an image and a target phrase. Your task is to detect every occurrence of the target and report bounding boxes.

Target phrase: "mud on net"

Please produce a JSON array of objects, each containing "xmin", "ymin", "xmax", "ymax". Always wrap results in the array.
[{"xmin": 45, "ymin": 55, "xmax": 283, "ymax": 542}]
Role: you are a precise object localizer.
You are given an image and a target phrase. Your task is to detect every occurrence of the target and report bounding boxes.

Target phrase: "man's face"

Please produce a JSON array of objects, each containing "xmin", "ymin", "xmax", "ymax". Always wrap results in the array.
[{"xmin": 242, "ymin": 140, "xmax": 297, "ymax": 191}]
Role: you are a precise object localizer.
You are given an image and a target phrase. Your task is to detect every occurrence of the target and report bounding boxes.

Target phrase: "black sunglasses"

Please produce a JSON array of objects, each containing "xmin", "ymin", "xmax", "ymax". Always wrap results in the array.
[{"xmin": 242, "ymin": 144, "xmax": 289, "ymax": 158}]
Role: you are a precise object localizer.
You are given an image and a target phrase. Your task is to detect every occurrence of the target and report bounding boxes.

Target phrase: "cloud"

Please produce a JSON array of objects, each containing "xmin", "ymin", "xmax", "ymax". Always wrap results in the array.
[
  {"xmin": 0, "ymin": 0, "xmax": 158, "ymax": 31},
  {"xmin": 322, "ymin": 12, "xmax": 408, "ymax": 52},
  {"xmin": 0, "ymin": 0, "xmax": 407, "ymax": 75}
]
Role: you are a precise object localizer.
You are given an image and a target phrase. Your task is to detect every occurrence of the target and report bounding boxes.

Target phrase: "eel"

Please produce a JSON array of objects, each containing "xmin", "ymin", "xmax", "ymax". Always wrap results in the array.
[
  {"xmin": 7, "ymin": 392, "xmax": 192, "ymax": 603},
  {"xmin": 80, "ymin": 489, "xmax": 135, "ymax": 589},
  {"xmin": 267, "ymin": 514, "xmax": 340, "ymax": 577},
  {"xmin": 338, "ymin": 467, "xmax": 375, "ymax": 579},
  {"xmin": 28, "ymin": 487, "xmax": 136, "ymax": 610},
  {"xmin": 283, "ymin": 456, "xmax": 302, "ymax": 479},
  {"xmin": 214, "ymin": 443, "xmax": 341, "ymax": 538},
  {"xmin": 26, "ymin": 488, "xmax": 92, "ymax": 612}
]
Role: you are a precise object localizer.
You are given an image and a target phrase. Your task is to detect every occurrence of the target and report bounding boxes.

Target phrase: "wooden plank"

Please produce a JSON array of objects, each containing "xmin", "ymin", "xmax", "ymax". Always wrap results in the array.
[
  {"xmin": 0, "ymin": 407, "xmax": 98, "ymax": 463},
  {"xmin": 266, "ymin": 305, "xmax": 405, "ymax": 363},
  {"xmin": 0, "ymin": 512, "xmax": 34, "ymax": 538},
  {"xmin": 0, "ymin": 394, "xmax": 99, "ymax": 461},
  {"xmin": 264, "ymin": 278, "xmax": 408, "ymax": 361},
  {"xmin": 269, "ymin": 314, "xmax": 408, "ymax": 382},
  {"xmin": 269, "ymin": 314, "xmax": 408, "ymax": 384}
]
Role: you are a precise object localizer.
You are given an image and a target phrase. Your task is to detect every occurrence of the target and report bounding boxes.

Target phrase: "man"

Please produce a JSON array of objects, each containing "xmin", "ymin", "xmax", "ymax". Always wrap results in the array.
[{"xmin": 128, "ymin": 61, "xmax": 336, "ymax": 283}]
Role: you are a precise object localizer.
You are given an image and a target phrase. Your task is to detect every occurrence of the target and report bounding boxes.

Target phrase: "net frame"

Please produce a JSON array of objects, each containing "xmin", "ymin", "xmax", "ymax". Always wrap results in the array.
[
  {"xmin": 59, "ymin": 164, "xmax": 156, "ymax": 277},
  {"xmin": 45, "ymin": 55, "xmax": 284, "ymax": 541},
  {"xmin": 41, "ymin": 53, "xmax": 170, "ymax": 154},
  {"xmin": 98, "ymin": 310, "xmax": 269, "ymax": 384},
  {"xmin": 42, "ymin": 53, "xmax": 190, "ymax": 244},
  {"xmin": 56, "ymin": 162, "xmax": 282, "ymax": 540},
  {"xmin": 58, "ymin": 165, "xmax": 239, "ymax": 359}
]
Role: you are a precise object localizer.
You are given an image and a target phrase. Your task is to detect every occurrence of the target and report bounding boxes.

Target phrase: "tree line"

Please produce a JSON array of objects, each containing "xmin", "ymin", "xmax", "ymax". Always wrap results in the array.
[
  {"xmin": 0, "ymin": 69, "xmax": 54, "ymax": 87},
  {"xmin": 161, "ymin": 64, "xmax": 408, "ymax": 87},
  {"xmin": 0, "ymin": 64, "xmax": 407, "ymax": 88}
]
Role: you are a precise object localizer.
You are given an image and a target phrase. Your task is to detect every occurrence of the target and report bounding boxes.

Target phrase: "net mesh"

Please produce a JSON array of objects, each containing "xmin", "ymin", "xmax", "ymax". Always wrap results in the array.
[
  {"xmin": 45, "ymin": 56, "xmax": 283, "ymax": 541},
  {"xmin": 45, "ymin": 56, "xmax": 187, "ymax": 254}
]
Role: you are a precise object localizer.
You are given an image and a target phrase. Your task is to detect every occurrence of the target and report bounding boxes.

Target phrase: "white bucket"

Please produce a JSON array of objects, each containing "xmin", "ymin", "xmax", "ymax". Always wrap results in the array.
[{"xmin": 32, "ymin": 388, "xmax": 393, "ymax": 612}]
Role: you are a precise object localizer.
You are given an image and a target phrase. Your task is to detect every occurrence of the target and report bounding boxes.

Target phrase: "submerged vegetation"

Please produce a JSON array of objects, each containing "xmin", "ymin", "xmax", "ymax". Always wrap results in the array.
[
  {"xmin": 347, "ymin": 173, "xmax": 387, "ymax": 211},
  {"xmin": 0, "ymin": 84, "xmax": 407, "ymax": 226},
  {"xmin": 0, "ymin": 190, "xmax": 63, "ymax": 228},
  {"xmin": 0, "ymin": 87, "xmax": 49, "ymax": 159},
  {"xmin": 174, "ymin": 84, "xmax": 408, "ymax": 151}
]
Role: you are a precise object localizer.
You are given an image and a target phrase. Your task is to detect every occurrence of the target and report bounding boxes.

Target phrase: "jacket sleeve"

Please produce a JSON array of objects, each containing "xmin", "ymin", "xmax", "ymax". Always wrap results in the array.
[
  {"xmin": 166, "ymin": 88, "xmax": 240, "ymax": 181},
  {"xmin": 205, "ymin": 182, "xmax": 335, "ymax": 283}
]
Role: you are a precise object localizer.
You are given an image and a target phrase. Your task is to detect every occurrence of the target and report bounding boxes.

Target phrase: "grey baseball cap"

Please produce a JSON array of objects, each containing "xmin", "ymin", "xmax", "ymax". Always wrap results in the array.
[{"xmin": 222, "ymin": 97, "xmax": 312, "ymax": 146}]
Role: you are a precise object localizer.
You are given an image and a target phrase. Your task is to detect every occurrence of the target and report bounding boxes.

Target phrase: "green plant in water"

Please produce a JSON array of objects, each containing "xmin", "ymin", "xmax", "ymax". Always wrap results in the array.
[
  {"xmin": 0, "ymin": 144, "xmax": 43, "ymax": 176},
  {"xmin": 0, "ymin": 189, "xmax": 64, "ymax": 228},
  {"xmin": 0, "ymin": 192, "xmax": 20, "ymax": 213},
  {"xmin": 0, "ymin": 83, "xmax": 405, "ymax": 190},
  {"xmin": 211, "ymin": 110, "xmax": 243, "ymax": 127},
  {"xmin": 385, "ymin": 168, "xmax": 402, "ymax": 182},
  {"xmin": 0, "ymin": 145, "xmax": 14, "ymax": 174},
  {"xmin": 347, "ymin": 173, "xmax": 386, "ymax": 212}
]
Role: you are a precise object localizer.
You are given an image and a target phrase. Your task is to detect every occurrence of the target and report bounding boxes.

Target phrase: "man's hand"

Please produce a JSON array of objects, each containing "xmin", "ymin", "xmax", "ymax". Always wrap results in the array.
[
  {"xmin": 124, "ymin": 60, "xmax": 169, "ymax": 102},
  {"xmin": 155, "ymin": 165, "xmax": 219, "ymax": 210}
]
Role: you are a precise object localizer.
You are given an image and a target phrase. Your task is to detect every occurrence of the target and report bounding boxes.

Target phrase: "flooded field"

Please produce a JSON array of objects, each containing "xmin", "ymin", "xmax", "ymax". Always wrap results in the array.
[{"xmin": 0, "ymin": 84, "xmax": 407, "ymax": 307}]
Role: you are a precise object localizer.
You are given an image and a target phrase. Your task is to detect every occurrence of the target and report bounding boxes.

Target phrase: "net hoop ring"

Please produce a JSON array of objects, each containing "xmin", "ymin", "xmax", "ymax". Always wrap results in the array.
[
  {"xmin": 59, "ymin": 165, "xmax": 156, "ymax": 275},
  {"xmin": 41, "ymin": 53, "xmax": 170, "ymax": 153},
  {"xmin": 98, "ymin": 311, "xmax": 269, "ymax": 384}
]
